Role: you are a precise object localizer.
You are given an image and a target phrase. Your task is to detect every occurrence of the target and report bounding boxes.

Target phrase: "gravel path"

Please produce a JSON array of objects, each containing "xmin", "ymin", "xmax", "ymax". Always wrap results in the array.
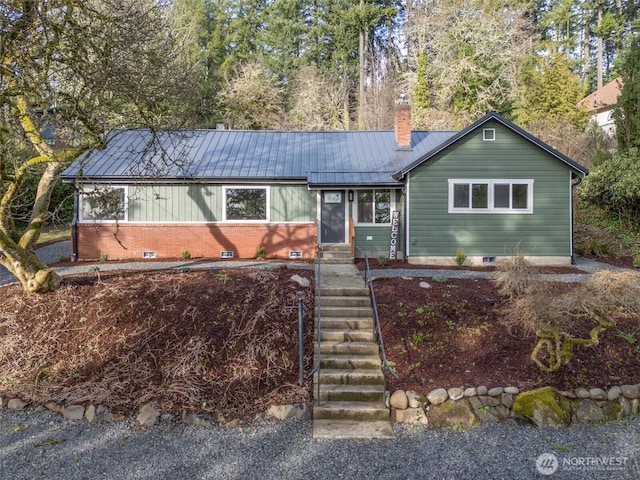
[
  {"xmin": 0, "ymin": 409, "xmax": 638, "ymax": 479},
  {"xmin": 1, "ymin": 241, "xmax": 628, "ymax": 288}
]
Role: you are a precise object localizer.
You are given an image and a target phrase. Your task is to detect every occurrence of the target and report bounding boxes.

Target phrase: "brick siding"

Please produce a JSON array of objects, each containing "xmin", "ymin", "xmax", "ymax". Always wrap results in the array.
[{"xmin": 76, "ymin": 223, "xmax": 317, "ymax": 260}]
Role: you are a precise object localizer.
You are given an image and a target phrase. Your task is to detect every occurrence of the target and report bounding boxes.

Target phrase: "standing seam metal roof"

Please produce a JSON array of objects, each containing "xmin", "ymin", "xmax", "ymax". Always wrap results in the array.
[
  {"xmin": 61, "ymin": 129, "xmax": 458, "ymax": 185},
  {"xmin": 61, "ymin": 113, "xmax": 587, "ymax": 184}
]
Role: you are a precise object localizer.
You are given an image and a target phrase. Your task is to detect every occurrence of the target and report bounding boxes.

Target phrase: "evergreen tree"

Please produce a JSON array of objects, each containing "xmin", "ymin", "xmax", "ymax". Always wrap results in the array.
[
  {"xmin": 614, "ymin": 34, "xmax": 640, "ymax": 153},
  {"xmin": 518, "ymin": 52, "xmax": 587, "ymax": 128}
]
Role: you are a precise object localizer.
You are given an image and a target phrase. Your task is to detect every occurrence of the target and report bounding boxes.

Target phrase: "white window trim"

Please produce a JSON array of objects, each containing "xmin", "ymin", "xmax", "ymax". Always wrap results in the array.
[
  {"xmin": 222, "ymin": 185, "xmax": 270, "ymax": 222},
  {"xmin": 354, "ymin": 188, "xmax": 395, "ymax": 225},
  {"xmin": 483, "ymin": 128, "xmax": 496, "ymax": 141},
  {"xmin": 79, "ymin": 185, "xmax": 128, "ymax": 223},
  {"xmin": 448, "ymin": 179, "xmax": 534, "ymax": 214}
]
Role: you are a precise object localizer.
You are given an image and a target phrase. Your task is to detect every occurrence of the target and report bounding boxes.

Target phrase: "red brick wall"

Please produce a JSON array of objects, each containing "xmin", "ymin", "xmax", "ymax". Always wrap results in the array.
[{"xmin": 76, "ymin": 223, "xmax": 317, "ymax": 260}]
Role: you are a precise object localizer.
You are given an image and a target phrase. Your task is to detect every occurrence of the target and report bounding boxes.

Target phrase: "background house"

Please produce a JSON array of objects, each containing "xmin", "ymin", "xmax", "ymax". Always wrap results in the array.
[
  {"xmin": 578, "ymin": 77, "xmax": 623, "ymax": 136},
  {"xmin": 61, "ymin": 108, "xmax": 587, "ymax": 265}
]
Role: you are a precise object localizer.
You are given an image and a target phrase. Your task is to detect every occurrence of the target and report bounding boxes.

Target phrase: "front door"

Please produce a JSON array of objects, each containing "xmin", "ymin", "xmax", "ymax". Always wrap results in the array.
[{"xmin": 320, "ymin": 190, "xmax": 346, "ymax": 243}]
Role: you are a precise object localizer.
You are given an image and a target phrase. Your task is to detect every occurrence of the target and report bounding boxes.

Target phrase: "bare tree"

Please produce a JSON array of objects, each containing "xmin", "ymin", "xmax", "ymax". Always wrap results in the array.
[
  {"xmin": 0, "ymin": 0, "xmax": 196, "ymax": 292},
  {"xmin": 285, "ymin": 65, "xmax": 347, "ymax": 131},
  {"xmin": 404, "ymin": 0, "xmax": 531, "ymax": 126},
  {"xmin": 218, "ymin": 60, "xmax": 286, "ymax": 130}
]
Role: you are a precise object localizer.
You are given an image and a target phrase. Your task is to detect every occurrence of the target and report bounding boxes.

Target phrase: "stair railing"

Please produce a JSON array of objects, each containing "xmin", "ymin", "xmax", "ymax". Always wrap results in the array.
[
  {"xmin": 308, "ymin": 245, "xmax": 323, "ymax": 405},
  {"xmin": 364, "ymin": 254, "xmax": 399, "ymax": 394}
]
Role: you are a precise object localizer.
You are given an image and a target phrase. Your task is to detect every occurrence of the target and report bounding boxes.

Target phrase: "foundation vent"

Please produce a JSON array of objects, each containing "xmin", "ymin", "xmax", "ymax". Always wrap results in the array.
[
  {"xmin": 220, "ymin": 251, "xmax": 234, "ymax": 259},
  {"xmin": 289, "ymin": 251, "xmax": 303, "ymax": 259},
  {"xmin": 483, "ymin": 256, "xmax": 496, "ymax": 264},
  {"xmin": 142, "ymin": 251, "xmax": 157, "ymax": 259}
]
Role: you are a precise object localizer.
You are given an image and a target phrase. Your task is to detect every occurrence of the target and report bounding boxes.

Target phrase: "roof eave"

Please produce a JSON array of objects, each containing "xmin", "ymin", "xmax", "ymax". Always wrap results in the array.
[{"xmin": 64, "ymin": 176, "xmax": 308, "ymax": 185}]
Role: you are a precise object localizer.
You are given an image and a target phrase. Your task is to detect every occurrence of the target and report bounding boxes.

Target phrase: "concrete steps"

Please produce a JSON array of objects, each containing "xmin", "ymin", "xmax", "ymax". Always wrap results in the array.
[
  {"xmin": 313, "ymin": 401, "xmax": 390, "ymax": 421},
  {"xmin": 315, "ymin": 368, "xmax": 385, "ymax": 385},
  {"xmin": 318, "ymin": 243, "xmax": 353, "ymax": 265},
  {"xmin": 319, "ymin": 329, "xmax": 375, "ymax": 342},
  {"xmin": 313, "ymin": 420, "xmax": 394, "ymax": 440},
  {"xmin": 313, "ymin": 246, "xmax": 392, "ymax": 440}
]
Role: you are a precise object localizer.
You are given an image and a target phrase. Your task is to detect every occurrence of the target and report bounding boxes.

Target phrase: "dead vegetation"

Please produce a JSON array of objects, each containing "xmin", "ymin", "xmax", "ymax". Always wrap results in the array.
[
  {"xmin": 0, "ymin": 267, "xmax": 315, "ymax": 418},
  {"xmin": 493, "ymin": 256, "xmax": 640, "ymax": 372}
]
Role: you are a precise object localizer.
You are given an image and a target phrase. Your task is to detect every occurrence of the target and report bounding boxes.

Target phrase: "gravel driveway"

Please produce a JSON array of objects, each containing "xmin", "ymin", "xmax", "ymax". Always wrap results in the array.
[{"xmin": 0, "ymin": 409, "xmax": 638, "ymax": 479}]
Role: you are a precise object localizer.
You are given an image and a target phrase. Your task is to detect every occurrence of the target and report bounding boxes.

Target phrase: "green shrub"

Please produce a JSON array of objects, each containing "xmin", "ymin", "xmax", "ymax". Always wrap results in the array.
[
  {"xmin": 256, "ymin": 246, "xmax": 266, "ymax": 261},
  {"xmin": 377, "ymin": 254, "xmax": 388, "ymax": 266},
  {"xmin": 578, "ymin": 148, "xmax": 640, "ymax": 229},
  {"xmin": 181, "ymin": 249, "xmax": 191, "ymax": 259},
  {"xmin": 582, "ymin": 239, "xmax": 611, "ymax": 258},
  {"xmin": 454, "ymin": 250, "xmax": 467, "ymax": 266}
]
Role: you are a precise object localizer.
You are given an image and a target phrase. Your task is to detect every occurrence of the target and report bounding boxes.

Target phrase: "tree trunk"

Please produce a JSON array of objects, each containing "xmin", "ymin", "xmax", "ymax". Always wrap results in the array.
[
  {"xmin": 0, "ymin": 244, "xmax": 61, "ymax": 293},
  {"xmin": 597, "ymin": 4, "xmax": 603, "ymax": 89},
  {"xmin": 358, "ymin": 0, "xmax": 365, "ymax": 130},
  {"xmin": 582, "ymin": 5, "xmax": 590, "ymax": 86}
]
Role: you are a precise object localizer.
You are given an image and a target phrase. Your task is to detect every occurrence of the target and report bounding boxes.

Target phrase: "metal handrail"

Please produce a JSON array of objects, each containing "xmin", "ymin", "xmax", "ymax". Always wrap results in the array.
[
  {"xmin": 308, "ymin": 246, "xmax": 322, "ymax": 405},
  {"xmin": 364, "ymin": 254, "xmax": 399, "ymax": 394}
]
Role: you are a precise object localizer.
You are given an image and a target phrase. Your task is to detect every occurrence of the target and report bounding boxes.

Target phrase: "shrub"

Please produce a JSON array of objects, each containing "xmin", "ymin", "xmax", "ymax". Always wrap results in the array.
[
  {"xmin": 454, "ymin": 250, "xmax": 467, "ymax": 266},
  {"xmin": 581, "ymin": 239, "xmax": 611, "ymax": 258},
  {"xmin": 579, "ymin": 148, "xmax": 640, "ymax": 229},
  {"xmin": 494, "ymin": 254, "xmax": 640, "ymax": 373},
  {"xmin": 181, "ymin": 249, "xmax": 191, "ymax": 259},
  {"xmin": 377, "ymin": 254, "xmax": 388, "ymax": 266},
  {"xmin": 256, "ymin": 246, "xmax": 266, "ymax": 261}
]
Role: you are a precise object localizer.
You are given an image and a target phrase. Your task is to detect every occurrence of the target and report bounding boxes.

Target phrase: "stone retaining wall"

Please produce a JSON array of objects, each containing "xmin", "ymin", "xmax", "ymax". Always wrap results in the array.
[
  {"xmin": 389, "ymin": 384, "xmax": 640, "ymax": 428},
  {"xmin": 4, "ymin": 385, "xmax": 638, "ymax": 430}
]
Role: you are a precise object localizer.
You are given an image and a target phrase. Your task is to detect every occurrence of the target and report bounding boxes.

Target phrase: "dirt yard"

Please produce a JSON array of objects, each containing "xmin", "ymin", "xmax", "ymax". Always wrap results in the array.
[{"xmin": 0, "ymin": 260, "xmax": 638, "ymax": 418}]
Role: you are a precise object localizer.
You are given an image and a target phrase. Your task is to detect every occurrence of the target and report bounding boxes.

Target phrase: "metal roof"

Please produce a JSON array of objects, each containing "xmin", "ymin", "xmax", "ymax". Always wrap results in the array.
[
  {"xmin": 61, "ymin": 113, "xmax": 587, "ymax": 186},
  {"xmin": 61, "ymin": 129, "xmax": 457, "ymax": 186}
]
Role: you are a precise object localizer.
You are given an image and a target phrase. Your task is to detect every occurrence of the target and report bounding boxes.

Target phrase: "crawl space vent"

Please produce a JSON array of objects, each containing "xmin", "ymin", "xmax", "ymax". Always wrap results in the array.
[{"xmin": 220, "ymin": 251, "xmax": 234, "ymax": 259}]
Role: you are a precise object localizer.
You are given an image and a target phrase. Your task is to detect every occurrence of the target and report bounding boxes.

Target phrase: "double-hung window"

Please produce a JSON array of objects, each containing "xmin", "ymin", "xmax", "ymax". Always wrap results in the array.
[
  {"xmin": 80, "ymin": 186, "xmax": 127, "ymax": 222},
  {"xmin": 224, "ymin": 186, "xmax": 269, "ymax": 221},
  {"xmin": 449, "ymin": 180, "xmax": 533, "ymax": 213},
  {"xmin": 356, "ymin": 189, "xmax": 391, "ymax": 224}
]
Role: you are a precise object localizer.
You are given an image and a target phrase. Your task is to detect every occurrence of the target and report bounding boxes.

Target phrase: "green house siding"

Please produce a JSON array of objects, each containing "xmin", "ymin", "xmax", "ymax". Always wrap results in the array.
[
  {"xmin": 355, "ymin": 226, "xmax": 392, "ymax": 255},
  {"xmin": 126, "ymin": 184, "xmax": 315, "ymax": 223},
  {"xmin": 354, "ymin": 190, "xmax": 404, "ymax": 257},
  {"xmin": 407, "ymin": 122, "xmax": 574, "ymax": 258},
  {"xmin": 271, "ymin": 185, "xmax": 316, "ymax": 222},
  {"xmin": 128, "ymin": 184, "xmax": 221, "ymax": 222}
]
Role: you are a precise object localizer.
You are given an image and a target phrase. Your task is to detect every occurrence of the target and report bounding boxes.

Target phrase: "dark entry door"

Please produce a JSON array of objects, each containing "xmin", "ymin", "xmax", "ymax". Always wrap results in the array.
[{"xmin": 320, "ymin": 191, "xmax": 345, "ymax": 243}]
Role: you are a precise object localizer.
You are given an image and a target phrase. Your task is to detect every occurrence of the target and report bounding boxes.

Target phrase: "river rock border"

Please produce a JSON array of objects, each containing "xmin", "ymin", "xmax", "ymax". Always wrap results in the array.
[{"xmin": 389, "ymin": 384, "xmax": 640, "ymax": 428}]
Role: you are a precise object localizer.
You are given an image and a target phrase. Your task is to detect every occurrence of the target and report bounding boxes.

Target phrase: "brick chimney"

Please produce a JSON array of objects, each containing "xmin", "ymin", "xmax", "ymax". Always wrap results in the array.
[{"xmin": 395, "ymin": 95, "xmax": 412, "ymax": 149}]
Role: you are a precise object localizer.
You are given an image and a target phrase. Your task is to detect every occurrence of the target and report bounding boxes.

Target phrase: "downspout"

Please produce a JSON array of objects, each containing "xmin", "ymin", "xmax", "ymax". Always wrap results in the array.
[
  {"xmin": 570, "ymin": 173, "xmax": 583, "ymax": 265},
  {"xmin": 404, "ymin": 172, "xmax": 410, "ymax": 261},
  {"xmin": 71, "ymin": 184, "xmax": 79, "ymax": 262}
]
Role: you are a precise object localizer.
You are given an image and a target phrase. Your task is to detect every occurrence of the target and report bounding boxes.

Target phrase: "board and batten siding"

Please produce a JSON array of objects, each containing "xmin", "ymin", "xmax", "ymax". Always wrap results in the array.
[
  {"xmin": 354, "ymin": 190, "xmax": 405, "ymax": 258},
  {"xmin": 407, "ymin": 121, "xmax": 574, "ymax": 258},
  {"xmin": 270, "ymin": 185, "xmax": 316, "ymax": 222},
  {"xmin": 128, "ymin": 184, "xmax": 221, "ymax": 222},
  {"xmin": 124, "ymin": 184, "xmax": 315, "ymax": 223}
]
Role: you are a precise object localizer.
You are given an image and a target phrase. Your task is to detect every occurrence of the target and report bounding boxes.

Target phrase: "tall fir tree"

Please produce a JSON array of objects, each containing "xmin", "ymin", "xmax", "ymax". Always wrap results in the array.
[{"xmin": 614, "ymin": 34, "xmax": 640, "ymax": 154}]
